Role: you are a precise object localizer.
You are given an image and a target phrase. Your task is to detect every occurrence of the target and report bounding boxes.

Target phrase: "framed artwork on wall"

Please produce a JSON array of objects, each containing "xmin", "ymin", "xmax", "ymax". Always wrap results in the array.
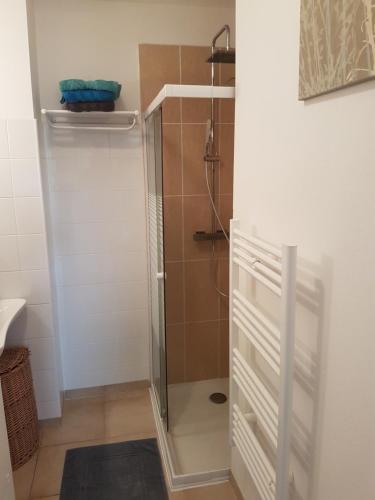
[{"xmin": 299, "ymin": 1, "xmax": 375, "ymax": 99}]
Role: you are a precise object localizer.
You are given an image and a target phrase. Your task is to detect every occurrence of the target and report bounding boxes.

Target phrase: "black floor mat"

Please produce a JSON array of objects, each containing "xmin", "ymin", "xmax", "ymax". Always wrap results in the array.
[{"xmin": 60, "ymin": 438, "xmax": 168, "ymax": 500}]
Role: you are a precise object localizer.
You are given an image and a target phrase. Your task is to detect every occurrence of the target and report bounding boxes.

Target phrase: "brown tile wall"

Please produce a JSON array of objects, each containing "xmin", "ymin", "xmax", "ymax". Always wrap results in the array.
[{"xmin": 139, "ymin": 44, "xmax": 235, "ymax": 385}]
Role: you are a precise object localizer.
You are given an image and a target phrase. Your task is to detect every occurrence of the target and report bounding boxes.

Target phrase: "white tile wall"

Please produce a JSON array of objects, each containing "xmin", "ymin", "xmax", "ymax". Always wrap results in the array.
[
  {"xmin": 25, "ymin": 337, "xmax": 57, "ymax": 371},
  {"xmin": 60, "ymin": 309, "xmax": 147, "ymax": 344},
  {"xmin": 6, "ymin": 119, "xmax": 38, "ymax": 159},
  {"xmin": 0, "ymin": 270, "xmax": 51, "ymax": 304},
  {"xmin": 0, "ymin": 199, "xmax": 17, "ymax": 235},
  {"xmin": 0, "ymin": 236, "xmax": 19, "ymax": 271},
  {"xmin": 0, "ymin": 160, "xmax": 12, "ymax": 196},
  {"xmin": 56, "ymin": 251, "xmax": 147, "ymax": 286},
  {"xmin": 0, "ymin": 120, "xmax": 9, "ymax": 157},
  {"xmin": 54, "ymin": 220, "xmax": 146, "ymax": 255},
  {"xmin": 43, "ymin": 126, "xmax": 149, "ymax": 390},
  {"xmin": 8, "ymin": 304, "xmax": 53, "ymax": 341},
  {"xmin": 11, "ymin": 159, "xmax": 41, "ymax": 197},
  {"xmin": 32, "ymin": 369, "xmax": 60, "ymax": 402},
  {"xmin": 17, "ymin": 234, "xmax": 48, "ymax": 270},
  {"xmin": 0, "ymin": 118, "xmax": 61, "ymax": 420},
  {"xmin": 58, "ymin": 281, "xmax": 147, "ymax": 318},
  {"xmin": 14, "ymin": 197, "xmax": 45, "ymax": 234}
]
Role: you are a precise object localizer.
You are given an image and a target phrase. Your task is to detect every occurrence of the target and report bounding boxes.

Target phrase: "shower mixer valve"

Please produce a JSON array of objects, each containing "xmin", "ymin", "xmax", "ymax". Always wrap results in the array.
[{"xmin": 204, "ymin": 154, "xmax": 220, "ymax": 163}]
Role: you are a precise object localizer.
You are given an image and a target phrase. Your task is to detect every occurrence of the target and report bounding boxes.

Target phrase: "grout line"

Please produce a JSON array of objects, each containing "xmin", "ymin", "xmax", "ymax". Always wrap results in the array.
[
  {"xmin": 165, "ymin": 256, "xmax": 228, "ymax": 264},
  {"xmin": 163, "ymin": 122, "xmax": 234, "ymax": 126},
  {"xmin": 60, "ymin": 278, "xmax": 147, "ymax": 288},
  {"xmin": 56, "ymin": 248, "xmax": 148, "ymax": 258},
  {"xmin": 56, "ymin": 250, "xmax": 147, "ymax": 258},
  {"xmin": 164, "ymin": 193, "xmax": 214, "ymax": 198},
  {"xmin": 4, "ymin": 121, "xmax": 10, "ymax": 159},
  {"xmin": 166, "ymin": 319, "xmax": 225, "ymax": 326},
  {"xmin": 27, "ymin": 447, "xmax": 39, "ymax": 500},
  {"xmin": 12, "ymin": 195, "xmax": 43, "ymax": 199},
  {"xmin": 178, "ymin": 45, "xmax": 182, "ymax": 85},
  {"xmin": 164, "ymin": 192, "xmax": 231, "ymax": 201},
  {"xmin": 7, "ymin": 335, "xmax": 55, "ymax": 343}
]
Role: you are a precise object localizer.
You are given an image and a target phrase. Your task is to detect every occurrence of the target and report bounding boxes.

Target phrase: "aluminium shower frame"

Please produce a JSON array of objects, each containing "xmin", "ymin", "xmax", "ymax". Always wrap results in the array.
[{"xmin": 143, "ymin": 83, "xmax": 235, "ymax": 491}]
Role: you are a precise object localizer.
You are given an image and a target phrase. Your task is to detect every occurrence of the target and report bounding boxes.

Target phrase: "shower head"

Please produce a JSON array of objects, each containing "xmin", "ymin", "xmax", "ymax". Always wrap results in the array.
[
  {"xmin": 206, "ymin": 25, "xmax": 236, "ymax": 64},
  {"xmin": 207, "ymin": 48, "xmax": 236, "ymax": 64}
]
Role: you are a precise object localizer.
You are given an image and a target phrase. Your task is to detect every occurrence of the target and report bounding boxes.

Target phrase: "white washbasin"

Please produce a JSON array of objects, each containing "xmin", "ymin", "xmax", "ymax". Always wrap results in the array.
[{"xmin": 0, "ymin": 299, "xmax": 26, "ymax": 358}]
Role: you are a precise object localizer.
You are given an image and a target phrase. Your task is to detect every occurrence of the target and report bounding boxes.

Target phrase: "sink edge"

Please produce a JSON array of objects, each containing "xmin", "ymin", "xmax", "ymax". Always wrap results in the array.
[{"xmin": 0, "ymin": 299, "xmax": 27, "ymax": 357}]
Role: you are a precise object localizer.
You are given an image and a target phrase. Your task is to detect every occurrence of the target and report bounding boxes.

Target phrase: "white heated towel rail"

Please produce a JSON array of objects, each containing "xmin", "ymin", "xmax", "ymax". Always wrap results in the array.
[
  {"xmin": 41, "ymin": 109, "xmax": 139, "ymax": 131},
  {"xmin": 230, "ymin": 219, "xmax": 297, "ymax": 500}
]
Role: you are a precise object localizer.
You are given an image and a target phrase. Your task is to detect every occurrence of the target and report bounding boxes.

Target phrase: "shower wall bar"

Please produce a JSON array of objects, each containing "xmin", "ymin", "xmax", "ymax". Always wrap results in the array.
[
  {"xmin": 229, "ymin": 220, "xmax": 297, "ymax": 500},
  {"xmin": 144, "ymin": 84, "xmax": 235, "ymax": 119}
]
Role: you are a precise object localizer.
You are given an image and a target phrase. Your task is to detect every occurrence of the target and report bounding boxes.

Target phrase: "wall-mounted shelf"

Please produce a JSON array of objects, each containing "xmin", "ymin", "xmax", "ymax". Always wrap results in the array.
[
  {"xmin": 41, "ymin": 109, "xmax": 139, "ymax": 131},
  {"xmin": 193, "ymin": 230, "xmax": 229, "ymax": 241}
]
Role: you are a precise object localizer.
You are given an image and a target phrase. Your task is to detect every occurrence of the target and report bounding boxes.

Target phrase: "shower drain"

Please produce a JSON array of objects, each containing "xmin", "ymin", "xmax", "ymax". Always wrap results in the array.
[{"xmin": 209, "ymin": 392, "xmax": 227, "ymax": 404}]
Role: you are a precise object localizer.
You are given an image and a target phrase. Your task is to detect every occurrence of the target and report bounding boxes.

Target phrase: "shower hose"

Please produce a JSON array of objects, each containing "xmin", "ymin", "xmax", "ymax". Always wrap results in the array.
[{"xmin": 204, "ymin": 158, "xmax": 230, "ymax": 299}]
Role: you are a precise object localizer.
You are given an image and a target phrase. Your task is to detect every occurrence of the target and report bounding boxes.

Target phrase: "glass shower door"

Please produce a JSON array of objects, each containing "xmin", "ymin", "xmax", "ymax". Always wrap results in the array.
[{"xmin": 145, "ymin": 108, "xmax": 168, "ymax": 424}]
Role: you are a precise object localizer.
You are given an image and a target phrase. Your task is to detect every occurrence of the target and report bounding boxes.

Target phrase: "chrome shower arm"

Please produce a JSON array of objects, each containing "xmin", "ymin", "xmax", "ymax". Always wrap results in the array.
[{"xmin": 211, "ymin": 24, "xmax": 231, "ymax": 51}]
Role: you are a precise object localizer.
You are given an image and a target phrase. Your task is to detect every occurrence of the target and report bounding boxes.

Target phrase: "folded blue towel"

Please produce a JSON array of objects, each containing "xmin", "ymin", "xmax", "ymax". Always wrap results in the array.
[
  {"xmin": 60, "ymin": 89, "xmax": 115, "ymax": 104},
  {"xmin": 60, "ymin": 79, "xmax": 121, "ymax": 98}
]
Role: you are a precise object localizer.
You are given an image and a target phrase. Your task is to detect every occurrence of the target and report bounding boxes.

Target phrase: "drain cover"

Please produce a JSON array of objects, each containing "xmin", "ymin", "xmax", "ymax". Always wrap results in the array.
[{"xmin": 209, "ymin": 392, "xmax": 227, "ymax": 404}]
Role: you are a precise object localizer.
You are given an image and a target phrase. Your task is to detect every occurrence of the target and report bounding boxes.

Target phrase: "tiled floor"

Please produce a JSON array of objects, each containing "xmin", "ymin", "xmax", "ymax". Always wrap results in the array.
[{"xmin": 12, "ymin": 381, "xmax": 239, "ymax": 500}]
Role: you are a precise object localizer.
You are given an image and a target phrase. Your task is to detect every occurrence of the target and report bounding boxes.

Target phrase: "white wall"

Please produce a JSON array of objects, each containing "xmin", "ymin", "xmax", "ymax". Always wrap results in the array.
[
  {"xmin": 33, "ymin": 0, "xmax": 235, "ymax": 111},
  {"xmin": 233, "ymin": 2, "xmax": 375, "ymax": 500},
  {"xmin": 41, "ymin": 125, "xmax": 150, "ymax": 389},
  {"xmin": 0, "ymin": 0, "xmax": 61, "ymax": 421},
  {"xmin": 0, "ymin": 0, "xmax": 34, "ymax": 118},
  {"xmin": 31, "ymin": 0, "xmax": 235, "ymax": 390}
]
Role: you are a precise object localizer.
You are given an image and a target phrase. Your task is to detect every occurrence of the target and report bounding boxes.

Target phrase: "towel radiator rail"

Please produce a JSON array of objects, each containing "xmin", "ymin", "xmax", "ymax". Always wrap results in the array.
[
  {"xmin": 41, "ymin": 109, "xmax": 139, "ymax": 132},
  {"xmin": 230, "ymin": 219, "xmax": 297, "ymax": 500}
]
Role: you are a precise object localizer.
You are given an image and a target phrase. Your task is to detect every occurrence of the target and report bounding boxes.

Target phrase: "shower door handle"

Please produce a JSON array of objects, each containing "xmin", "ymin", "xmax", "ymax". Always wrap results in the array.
[{"xmin": 156, "ymin": 272, "xmax": 165, "ymax": 281}]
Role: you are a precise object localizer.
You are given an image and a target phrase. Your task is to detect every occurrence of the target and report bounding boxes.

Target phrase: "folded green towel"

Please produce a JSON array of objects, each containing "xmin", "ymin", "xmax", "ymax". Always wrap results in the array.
[{"xmin": 59, "ymin": 79, "xmax": 121, "ymax": 99}]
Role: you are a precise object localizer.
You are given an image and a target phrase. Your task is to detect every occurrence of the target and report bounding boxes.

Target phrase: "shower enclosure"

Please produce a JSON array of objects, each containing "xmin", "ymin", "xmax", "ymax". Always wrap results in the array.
[
  {"xmin": 145, "ymin": 107, "xmax": 168, "ymax": 422},
  {"xmin": 141, "ymin": 38, "xmax": 235, "ymax": 487}
]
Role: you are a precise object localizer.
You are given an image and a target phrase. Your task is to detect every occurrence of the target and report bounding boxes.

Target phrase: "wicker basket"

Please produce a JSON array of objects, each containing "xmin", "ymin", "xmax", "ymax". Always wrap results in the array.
[{"xmin": 0, "ymin": 347, "xmax": 39, "ymax": 470}]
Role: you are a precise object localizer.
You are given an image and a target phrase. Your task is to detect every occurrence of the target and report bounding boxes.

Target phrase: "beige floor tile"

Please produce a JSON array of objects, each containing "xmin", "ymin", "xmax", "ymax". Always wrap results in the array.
[
  {"xmin": 29, "ymin": 388, "xmax": 235, "ymax": 500},
  {"xmin": 169, "ymin": 481, "xmax": 239, "ymax": 499},
  {"xmin": 104, "ymin": 380, "xmax": 150, "ymax": 402},
  {"xmin": 13, "ymin": 453, "xmax": 38, "ymax": 500},
  {"xmin": 103, "ymin": 432, "xmax": 157, "ymax": 445},
  {"xmin": 30, "ymin": 439, "xmax": 100, "ymax": 498},
  {"xmin": 40, "ymin": 398, "xmax": 105, "ymax": 447},
  {"xmin": 64, "ymin": 386, "xmax": 104, "ymax": 401},
  {"xmin": 104, "ymin": 388, "xmax": 156, "ymax": 438}
]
